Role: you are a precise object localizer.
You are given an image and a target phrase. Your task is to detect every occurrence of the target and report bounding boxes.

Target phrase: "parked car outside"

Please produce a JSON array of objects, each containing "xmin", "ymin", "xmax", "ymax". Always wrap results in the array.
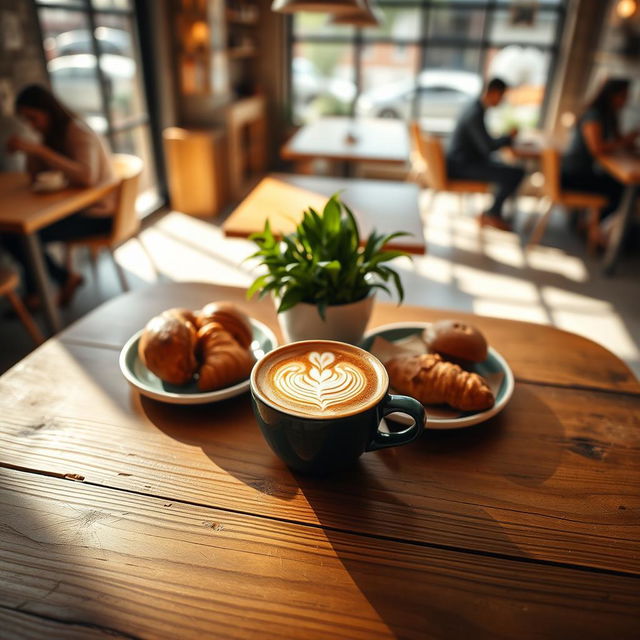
[{"xmin": 355, "ymin": 69, "xmax": 482, "ymax": 133}]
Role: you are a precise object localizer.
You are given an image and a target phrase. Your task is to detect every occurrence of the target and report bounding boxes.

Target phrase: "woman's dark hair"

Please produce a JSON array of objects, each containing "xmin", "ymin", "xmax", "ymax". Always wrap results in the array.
[
  {"xmin": 587, "ymin": 78, "xmax": 630, "ymax": 113},
  {"xmin": 15, "ymin": 84, "xmax": 77, "ymax": 151}
]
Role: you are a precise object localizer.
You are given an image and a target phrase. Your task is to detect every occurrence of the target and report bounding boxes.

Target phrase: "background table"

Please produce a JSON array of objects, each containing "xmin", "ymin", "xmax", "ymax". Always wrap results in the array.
[
  {"xmin": 223, "ymin": 173, "xmax": 425, "ymax": 254},
  {"xmin": 0, "ymin": 172, "xmax": 117, "ymax": 333},
  {"xmin": 281, "ymin": 117, "xmax": 410, "ymax": 175},
  {"xmin": 597, "ymin": 153, "xmax": 640, "ymax": 275},
  {"xmin": 0, "ymin": 281, "xmax": 639, "ymax": 639}
]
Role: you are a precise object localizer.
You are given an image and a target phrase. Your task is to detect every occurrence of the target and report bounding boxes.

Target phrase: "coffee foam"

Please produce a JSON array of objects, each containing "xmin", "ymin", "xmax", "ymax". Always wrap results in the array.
[{"xmin": 252, "ymin": 341, "xmax": 387, "ymax": 419}]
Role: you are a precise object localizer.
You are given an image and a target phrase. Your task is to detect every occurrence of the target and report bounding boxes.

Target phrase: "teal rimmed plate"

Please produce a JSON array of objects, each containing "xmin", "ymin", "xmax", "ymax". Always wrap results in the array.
[
  {"xmin": 119, "ymin": 318, "xmax": 278, "ymax": 405},
  {"xmin": 362, "ymin": 322, "xmax": 514, "ymax": 429}
]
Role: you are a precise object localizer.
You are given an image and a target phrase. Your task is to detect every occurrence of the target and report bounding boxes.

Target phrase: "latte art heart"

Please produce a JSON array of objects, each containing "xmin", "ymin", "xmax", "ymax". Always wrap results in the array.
[{"xmin": 273, "ymin": 351, "xmax": 367, "ymax": 411}]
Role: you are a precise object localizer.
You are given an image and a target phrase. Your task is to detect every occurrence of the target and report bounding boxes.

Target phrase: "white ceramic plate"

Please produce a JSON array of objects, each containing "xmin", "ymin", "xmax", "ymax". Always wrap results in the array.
[
  {"xmin": 119, "ymin": 318, "xmax": 278, "ymax": 405},
  {"xmin": 362, "ymin": 322, "xmax": 515, "ymax": 429}
]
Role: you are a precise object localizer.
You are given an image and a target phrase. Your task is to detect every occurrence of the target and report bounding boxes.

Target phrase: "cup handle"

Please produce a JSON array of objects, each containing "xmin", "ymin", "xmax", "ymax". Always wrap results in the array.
[{"xmin": 368, "ymin": 394, "xmax": 426, "ymax": 451}]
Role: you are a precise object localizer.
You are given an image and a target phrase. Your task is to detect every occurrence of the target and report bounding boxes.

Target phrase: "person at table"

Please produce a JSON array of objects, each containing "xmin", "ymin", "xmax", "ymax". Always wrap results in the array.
[
  {"xmin": 2, "ymin": 84, "xmax": 116, "ymax": 308},
  {"xmin": 562, "ymin": 77, "xmax": 638, "ymax": 246},
  {"xmin": 447, "ymin": 77, "xmax": 524, "ymax": 231}
]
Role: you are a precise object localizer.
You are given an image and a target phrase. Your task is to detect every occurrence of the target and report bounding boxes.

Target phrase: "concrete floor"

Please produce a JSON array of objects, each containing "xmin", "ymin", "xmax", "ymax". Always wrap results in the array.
[{"xmin": 1, "ymin": 190, "xmax": 639, "ymax": 379}]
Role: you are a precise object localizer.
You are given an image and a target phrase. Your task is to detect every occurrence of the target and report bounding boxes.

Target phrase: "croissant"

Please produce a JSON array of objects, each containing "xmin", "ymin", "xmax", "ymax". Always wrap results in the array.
[
  {"xmin": 197, "ymin": 323, "xmax": 255, "ymax": 391},
  {"xmin": 196, "ymin": 302, "xmax": 253, "ymax": 349},
  {"xmin": 386, "ymin": 353, "xmax": 494, "ymax": 411}
]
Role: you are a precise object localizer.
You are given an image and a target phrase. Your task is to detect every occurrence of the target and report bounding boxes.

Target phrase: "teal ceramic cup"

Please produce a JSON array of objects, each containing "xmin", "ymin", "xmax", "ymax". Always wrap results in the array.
[{"xmin": 250, "ymin": 339, "xmax": 426, "ymax": 474}]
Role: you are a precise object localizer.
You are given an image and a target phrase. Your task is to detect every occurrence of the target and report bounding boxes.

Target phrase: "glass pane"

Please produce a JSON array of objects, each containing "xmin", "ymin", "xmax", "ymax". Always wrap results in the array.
[
  {"xmin": 37, "ymin": 1, "xmax": 84, "ymax": 5},
  {"xmin": 291, "ymin": 42, "xmax": 356, "ymax": 124},
  {"xmin": 362, "ymin": 7, "xmax": 421, "ymax": 41},
  {"xmin": 426, "ymin": 9, "xmax": 486, "ymax": 41},
  {"xmin": 419, "ymin": 50, "xmax": 483, "ymax": 134},
  {"xmin": 355, "ymin": 44, "xmax": 419, "ymax": 120},
  {"xmin": 485, "ymin": 46, "xmax": 551, "ymax": 134},
  {"xmin": 293, "ymin": 12, "xmax": 354, "ymax": 38},
  {"xmin": 489, "ymin": 9, "xmax": 558, "ymax": 46},
  {"xmin": 112, "ymin": 125, "xmax": 158, "ymax": 202},
  {"xmin": 94, "ymin": 12, "xmax": 145, "ymax": 127},
  {"xmin": 39, "ymin": 9, "xmax": 105, "ymax": 127},
  {"xmin": 92, "ymin": 0, "xmax": 132, "ymax": 9}
]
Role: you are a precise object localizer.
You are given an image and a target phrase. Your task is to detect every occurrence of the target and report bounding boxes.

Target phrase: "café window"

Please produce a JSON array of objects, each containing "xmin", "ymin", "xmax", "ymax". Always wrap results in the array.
[
  {"xmin": 289, "ymin": 0, "xmax": 566, "ymax": 135},
  {"xmin": 35, "ymin": 0, "xmax": 159, "ymax": 212}
]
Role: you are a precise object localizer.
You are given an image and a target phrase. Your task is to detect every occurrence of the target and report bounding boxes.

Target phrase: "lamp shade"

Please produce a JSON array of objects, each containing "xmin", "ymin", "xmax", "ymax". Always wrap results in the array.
[
  {"xmin": 271, "ymin": 0, "xmax": 367, "ymax": 14},
  {"xmin": 329, "ymin": 0, "xmax": 381, "ymax": 27}
]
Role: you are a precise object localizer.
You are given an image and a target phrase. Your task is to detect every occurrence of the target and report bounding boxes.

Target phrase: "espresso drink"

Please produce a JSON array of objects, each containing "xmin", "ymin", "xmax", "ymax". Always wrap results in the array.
[{"xmin": 252, "ymin": 340, "xmax": 388, "ymax": 419}]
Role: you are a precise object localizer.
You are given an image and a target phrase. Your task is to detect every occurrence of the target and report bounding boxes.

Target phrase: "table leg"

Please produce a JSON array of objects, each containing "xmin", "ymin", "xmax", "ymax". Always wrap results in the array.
[
  {"xmin": 22, "ymin": 233, "xmax": 62, "ymax": 334},
  {"xmin": 603, "ymin": 185, "xmax": 637, "ymax": 276}
]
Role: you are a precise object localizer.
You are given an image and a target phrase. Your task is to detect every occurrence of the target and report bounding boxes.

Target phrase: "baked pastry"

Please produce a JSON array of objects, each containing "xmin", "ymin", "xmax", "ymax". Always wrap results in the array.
[
  {"xmin": 138, "ymin": 312, "xmax": 198, "ymax": 385},
  {"xmin": 196, "ymin": 302, "xmax": 253, "ymax": 349},
  {"xmin": 197, "ymin": 323, "xmax": 255, "ymax": 391},
  {"xmin": 423, "ymin": 320, "xmax": 488, "ymax": 363},
  {"xmin": 386, "ymin": 353, "xmax": 494, "ymax": 411}
]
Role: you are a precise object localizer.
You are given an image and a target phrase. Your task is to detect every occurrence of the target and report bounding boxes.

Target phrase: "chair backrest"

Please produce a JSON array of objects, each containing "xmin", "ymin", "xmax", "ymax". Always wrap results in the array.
[
  {"xmin": 409, "ymin": 122, "xmax": 448, "ymax": 190},
  {"xmin": 540, "ymin": 147, "xmax": 561, "ymax": 201},
  {"xmin": 408, "ymin": 121, "xmax": 428, "ymax": 184},
  {"xmin": 110, "ymin": 153, "xmax": 143, "ymax": 245}
]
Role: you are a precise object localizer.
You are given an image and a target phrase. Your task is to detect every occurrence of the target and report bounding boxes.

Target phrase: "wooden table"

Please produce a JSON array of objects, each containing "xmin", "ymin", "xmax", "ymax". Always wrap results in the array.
[
  {"xmin": 223, "ymin": 173, "xmax": 425, "ymax": 254},
  {"xmin": 0, "ymin": 172, "xmax": 117, "ymax": 333},
  {"xmin": 597, "ymin": 153, "xmax": 640, "ymax": 275},
  {"xmin": 1, "ymin": 281, "xmax": 639, "ymax": 639},
  {"xmin": 281, "ymin": 117, "xmax": 410, "ymax": 175}
]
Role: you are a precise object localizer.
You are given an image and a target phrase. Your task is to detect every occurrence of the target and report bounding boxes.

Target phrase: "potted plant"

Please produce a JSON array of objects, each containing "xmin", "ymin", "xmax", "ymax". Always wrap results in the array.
[{"xmin": 246, "ymin": 194, "xmax": 410, "ymax": 344}]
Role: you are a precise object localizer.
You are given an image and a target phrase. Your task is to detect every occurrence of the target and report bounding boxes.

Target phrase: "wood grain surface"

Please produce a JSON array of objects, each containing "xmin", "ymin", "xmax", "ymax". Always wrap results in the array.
[
  {"xmin": 221, "ymin": 174, "xmax": 425, "ymax": 254},
  {"xmin": 58, "ymin": 282, "xmax": 640, "ymax": 393},
  {"xmin": 0, "ymin": 172, "xmax": 118, "ymax": 234},
  {"xmin": 2, "ymin": 468, "xmax": 639, "ymax": 640},
  {"xmin": 1, "ymin": 339, "xmax": 638, "ymax": 573},
  {"xmin": 2, "ymin": 282, "xmax": 639, "ymax": 639}
]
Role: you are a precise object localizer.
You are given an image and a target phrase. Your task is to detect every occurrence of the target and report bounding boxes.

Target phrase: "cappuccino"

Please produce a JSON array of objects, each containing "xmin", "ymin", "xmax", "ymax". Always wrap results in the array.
[{"xmin": 252, "ymin": 340, "xmax": 387, "ymax": 419}]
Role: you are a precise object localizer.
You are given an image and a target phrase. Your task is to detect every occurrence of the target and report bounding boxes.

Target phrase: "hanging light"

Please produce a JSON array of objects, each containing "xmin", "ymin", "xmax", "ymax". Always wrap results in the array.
[
  {"xmin": 617, "ymin": 0, "xmax": 638, "ymax": 19},
  {"xmin": 328, "ymin": 0, "xmax": 381, "ymax": 27},
  {"xmin": 271, "ymin": 0, "xmax": 367, "ymax": 14}
]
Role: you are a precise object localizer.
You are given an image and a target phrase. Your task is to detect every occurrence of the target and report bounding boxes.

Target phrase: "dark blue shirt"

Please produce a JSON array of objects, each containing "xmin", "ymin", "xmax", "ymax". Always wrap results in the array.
[{"xmin": 447, "ymin": 99, "xmax": 512, "ymax": 166}]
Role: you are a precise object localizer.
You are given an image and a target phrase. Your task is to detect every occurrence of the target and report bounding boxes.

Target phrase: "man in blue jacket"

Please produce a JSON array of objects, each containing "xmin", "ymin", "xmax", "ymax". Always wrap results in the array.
[{"xmin": 447, "ymin": 77, "xmax": 524, "ymax": 231}]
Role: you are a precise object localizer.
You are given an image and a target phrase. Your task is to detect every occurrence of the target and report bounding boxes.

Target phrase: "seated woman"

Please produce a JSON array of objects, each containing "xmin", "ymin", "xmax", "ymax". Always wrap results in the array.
[
  {"xmin": 562, "ymin": 78, "xmax": 638, "ymax": 246},
  {"xmin": 3, "ymin": 84, "xmax": 116, "ymax": 307}
]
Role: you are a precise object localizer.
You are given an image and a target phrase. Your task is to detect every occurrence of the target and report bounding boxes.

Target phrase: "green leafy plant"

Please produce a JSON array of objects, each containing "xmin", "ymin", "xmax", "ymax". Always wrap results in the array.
[{"xmin": 246, "ymin": 194, "xmax": 411, "ymax": 318}]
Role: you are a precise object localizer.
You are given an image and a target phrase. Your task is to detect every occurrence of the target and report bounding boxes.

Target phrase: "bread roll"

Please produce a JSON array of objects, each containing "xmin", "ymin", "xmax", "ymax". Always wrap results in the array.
[
  {"xmin": 423, "ymin": 320, "xmax": 488, "ymax": 363},
  {"xmin": 138, "ymin": 312, "xmax": 198, "ymax": 385}
]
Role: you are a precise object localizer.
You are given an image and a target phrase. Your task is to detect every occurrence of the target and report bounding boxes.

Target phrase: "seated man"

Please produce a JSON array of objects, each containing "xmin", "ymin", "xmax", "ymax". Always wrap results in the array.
[{"xmin": 446, "ymin": 77, "xmax": 524, "ymax": 231}]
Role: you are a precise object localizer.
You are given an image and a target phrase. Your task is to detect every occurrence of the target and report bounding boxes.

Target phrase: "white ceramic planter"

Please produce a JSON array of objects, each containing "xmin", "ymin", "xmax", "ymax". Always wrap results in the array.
[{"xmin": 278, "ymin": 295, "xmax": 374, "ymax": 345}]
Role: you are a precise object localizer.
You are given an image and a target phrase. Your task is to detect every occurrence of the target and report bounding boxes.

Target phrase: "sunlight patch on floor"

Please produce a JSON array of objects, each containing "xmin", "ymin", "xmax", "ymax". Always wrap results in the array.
[
  {"xmin": 453, "ymin": 264, "xmax": 541, "ymax": 304},
  {"xmin": 472, "ymin": 299, "xmax": 550, "ymax": 324},
  {"xmin": 524, "ymin": 246, "xmax": 588, "ymax": 282}
]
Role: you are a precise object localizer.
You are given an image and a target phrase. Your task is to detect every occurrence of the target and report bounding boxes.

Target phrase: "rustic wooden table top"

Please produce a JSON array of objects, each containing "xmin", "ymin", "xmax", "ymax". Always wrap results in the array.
[
  {"xmin": 0, "ymin": 172, "xmax": 117, "ymax": 234},
  {"xmin": 598, "ymin": 152, "xmax": 640, "ymax": 184},
  {"xmin": 222, "ymin": 173, "xmax": 425, "ymax": 254},
  {"xmin": 1, "ymin": 282, "xmax": 639, "ymax": 639},
  {"xmin": 281, "ymin": 117, "xmax": 410, "ymax": 165}
]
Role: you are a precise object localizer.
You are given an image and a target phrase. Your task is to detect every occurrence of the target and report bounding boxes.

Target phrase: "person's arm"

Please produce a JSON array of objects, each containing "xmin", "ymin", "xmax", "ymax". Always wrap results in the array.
[
  {"xmin": 7, "ymin": 135, "xmax": 94, "ymax": 186},
  {"xmin": 582, "ymin": 120, "xmax": 634, "ymax": 156}
]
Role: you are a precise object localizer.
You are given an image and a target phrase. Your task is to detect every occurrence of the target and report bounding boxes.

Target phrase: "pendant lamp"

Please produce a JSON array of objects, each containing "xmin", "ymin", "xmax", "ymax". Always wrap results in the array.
[
  {"xmin": 271, "ymin": 0, "xmax": 367, "ymax": 14},
  {"xmin": 328, "ymin": 0, "xmax": 381, "ymax": 27}
]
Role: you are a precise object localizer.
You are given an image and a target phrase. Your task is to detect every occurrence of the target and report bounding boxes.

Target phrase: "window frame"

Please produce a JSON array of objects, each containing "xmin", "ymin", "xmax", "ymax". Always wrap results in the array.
[{"xmin": 287, "ymin": 0, "xmax": 567, "ymax": 127}]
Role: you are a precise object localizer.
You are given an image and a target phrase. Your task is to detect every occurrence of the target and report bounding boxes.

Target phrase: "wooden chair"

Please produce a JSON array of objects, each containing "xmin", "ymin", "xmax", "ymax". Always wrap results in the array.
[
  {"xmin": 527, "ymin": 148, "xmax": 607, "ymax": 253},
  {"xmin": 66, "ymin": 154, "xmax": 143, "ymax": 291},
  {"xmin": 409, "ymin": 122, "xmax": 490, "ymax": 213},
  {"xmin": 0, "ymin": 268, "xmax": 44, "ymax": 345}
]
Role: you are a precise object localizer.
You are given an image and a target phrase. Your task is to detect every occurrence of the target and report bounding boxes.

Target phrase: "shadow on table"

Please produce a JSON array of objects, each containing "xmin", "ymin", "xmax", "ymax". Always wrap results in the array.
[
  {"xmin": 139, "ymin": 393, "xmax": 300, "ymax": 501},
  {"xmin": 291, "ymin": 387, "xmax": 565, "ymax": 638}
]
